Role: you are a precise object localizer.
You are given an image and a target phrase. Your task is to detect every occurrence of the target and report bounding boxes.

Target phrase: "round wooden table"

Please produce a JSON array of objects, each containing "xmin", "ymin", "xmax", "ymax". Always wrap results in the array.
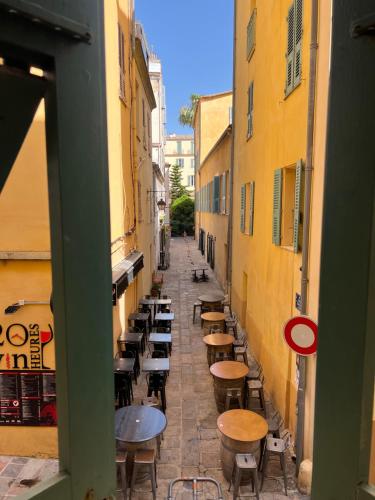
[
  {"xmin": 203, "ymin": 334, "xmax": 234, "ymax": 366},
  {"xmin": 201, "ymin": 311, "xmax": 226, "ymax": 332},
  {"xmin": 217, "ymin": 409, "xmax": 268, "ymax": 482},
  {"xmin": 210, "ymin": 361, "xmax": 248, "ymax": 412},
  {"xmin": 199, "ymin": 293, "xmax": 225, "ymax": 303}
]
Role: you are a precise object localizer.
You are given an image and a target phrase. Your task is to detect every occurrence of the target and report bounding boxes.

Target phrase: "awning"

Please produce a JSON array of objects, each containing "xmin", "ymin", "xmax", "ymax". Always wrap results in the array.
[{"xmin": 112, "ymin": 251, "xmax": 144, "ymax": 298}]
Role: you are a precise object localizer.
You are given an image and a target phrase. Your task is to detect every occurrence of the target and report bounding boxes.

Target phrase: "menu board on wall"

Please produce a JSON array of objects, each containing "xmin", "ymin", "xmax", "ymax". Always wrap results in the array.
[{"xmin": 0, "ymin": 371, "xmax": 57, "ymax": 426}]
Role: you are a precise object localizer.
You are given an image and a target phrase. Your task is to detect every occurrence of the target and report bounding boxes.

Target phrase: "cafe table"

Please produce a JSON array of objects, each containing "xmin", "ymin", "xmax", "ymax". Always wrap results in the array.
[
  {"xmin": 201, "ymin": 311, "xmax": 226, "ymax": 332},
  {"xmin": 154, "ymin": 312, "xmax": 174, "ymax": 330},
  {"xmin": 198, "ymin": 293, "xmax": 225, "ymax": 303},
  {"xmin": 210, "ymin": 360, "xmax": 248, "ymax": 412},
  {"xmin": 217, "ymin": 409, "xmax": 268, "ymax": 482},
  {"xmin": 115, "ymin": 405, "xmax": 167, "ymax": 479},
  {"xmin": 142, "ymin": 357, "xmax": 170, "ymax": 374},
  {"xmin": 149, "ymin": 333, "xmax": 172, "ymax": 355},
  {"xmin": 203, "ymin": 333, "xmax": 234, "ymax": 366}
]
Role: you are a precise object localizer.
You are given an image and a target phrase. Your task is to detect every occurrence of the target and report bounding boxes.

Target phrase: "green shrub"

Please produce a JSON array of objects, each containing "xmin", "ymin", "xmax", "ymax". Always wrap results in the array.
[{"xmin": 170, "ymin": 195, "xmax": 195, "ymax": 236}]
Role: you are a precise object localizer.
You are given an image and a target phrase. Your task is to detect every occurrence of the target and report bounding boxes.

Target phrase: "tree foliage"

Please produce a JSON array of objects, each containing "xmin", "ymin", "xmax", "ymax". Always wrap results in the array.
[
  {"xmin": 170, "ymin": 195, "xmax": 195, "ymax": 236},
  {"xmin": 170, "ymin": 163, "xmax": 188, "ymax": 202},
  {"xmin": 178, "ymin": 94, "xmax": 201, "ymax": 127}
]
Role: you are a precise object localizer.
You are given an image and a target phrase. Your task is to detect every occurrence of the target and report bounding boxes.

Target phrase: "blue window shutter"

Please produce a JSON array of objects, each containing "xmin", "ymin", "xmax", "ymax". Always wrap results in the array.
[
  {"xmin": 273, "ymin": 169, "xmax": 283, "ymax": 245},
  {"xmin": 249, "ymin": 181, "xmax": 255, "ymax": 236},
  {"xmin": 293, "ymin": 160, "xmax": 303, "ymax": 253},
  {"xmin": 240, "ymin": 185, "xmax": 246, "ymax": 232}
]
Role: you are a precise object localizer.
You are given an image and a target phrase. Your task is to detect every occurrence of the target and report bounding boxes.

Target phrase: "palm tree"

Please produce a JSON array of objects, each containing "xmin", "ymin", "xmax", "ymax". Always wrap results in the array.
[{"xmin": 178, "ymin": 94, "xmax": 201, "ymax": 127}]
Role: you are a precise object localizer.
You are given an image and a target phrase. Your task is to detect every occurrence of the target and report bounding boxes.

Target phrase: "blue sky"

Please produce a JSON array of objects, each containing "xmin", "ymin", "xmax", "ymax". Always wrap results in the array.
[{"xmin": 135, "ymin": 0, "xmax": 234, "ymax": 135}]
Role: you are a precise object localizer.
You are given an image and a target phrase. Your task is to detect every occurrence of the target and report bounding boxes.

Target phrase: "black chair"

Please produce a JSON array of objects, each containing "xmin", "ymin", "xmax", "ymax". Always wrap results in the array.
[
  {"xmin": 123, "ymin": 344, "xmax": 140, "ymax": 382},
  {"xmin": 147, "ymin": 372, "xmax": 167, "ymax": 413},
  {"xmin": 152, "ymin": 349, "xmax": 167, "ymax": 359},
  {"xmin": 114, "ymin": 372, "xmax": 132, "ymax": 408}
]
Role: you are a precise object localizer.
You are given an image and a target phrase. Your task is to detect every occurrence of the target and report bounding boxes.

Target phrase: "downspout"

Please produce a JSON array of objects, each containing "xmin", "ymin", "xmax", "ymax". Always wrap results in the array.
[
  {"xmin": 227, "ymin": 0, "xmax": 237, "ymax": 299},
  {"xmin": 296, "ymin": 0, "xmax": 319, "ymax": 473}
]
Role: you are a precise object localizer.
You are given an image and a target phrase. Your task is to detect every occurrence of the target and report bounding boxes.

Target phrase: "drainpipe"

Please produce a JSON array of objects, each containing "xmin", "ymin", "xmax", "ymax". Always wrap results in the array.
[
  {"xmin": 296, "ymin": 0, "xmax": 319, "ymax": 473},
  {"xmin": 227, "ymin": 0, "xmax": 237, "ymax": 299}
]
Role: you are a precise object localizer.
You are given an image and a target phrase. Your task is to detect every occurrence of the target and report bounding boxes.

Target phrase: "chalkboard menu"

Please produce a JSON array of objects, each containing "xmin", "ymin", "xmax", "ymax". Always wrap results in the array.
[{"xmin": 0, "ymin": 371, "xmax": 57, "ymax": 426}]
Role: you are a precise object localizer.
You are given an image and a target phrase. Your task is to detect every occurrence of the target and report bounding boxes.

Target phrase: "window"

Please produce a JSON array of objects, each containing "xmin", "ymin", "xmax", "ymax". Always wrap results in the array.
[
  {"xmin": 190, "ymin": 158, "xmax": 195, "ymax": 169},
  {"xmin": 220, "ymin": 173, "xmax": 226, "ymax": 214},
  {"xmin": 248, "ymin": 181, "xmax": 255, "ymax": 235},
  {"xmin": 247, "ymin": 9, "xmax": 256, "ymax": 60},
  {"xmin": 213, "ymin": 175, "xmax": 220, "ymax": 213},
  {"xmin": 118, "ymin": 23, "xmax": 125, "ymax": 100},
  {"xmin": 272, "ymin": 160, "xmax": 303, "ymax": 251},
  {"xmin": 177, "ymin": 141, "xmax": 182, "ymax": 154},
  {"xmin": 190, "ymin": 141, "xmax": 194, "ymax": 154},
  {"xmin": 188, "ymin": 175, "xmax": 195, "ymax": 187},
  {"xmin": 176, "ymin": 158, "xmax": 184, "ymax": 168},
  {"xmin": 285, "ymin": 0, "xmax": 303, "ymax": 96},
  {"xmin": 229, "ymin": 106, "xmax": 233, "ymax": 125},
  {"xmin": 247, "ymin": 82, "xmax": 254, "ymax": 138}
]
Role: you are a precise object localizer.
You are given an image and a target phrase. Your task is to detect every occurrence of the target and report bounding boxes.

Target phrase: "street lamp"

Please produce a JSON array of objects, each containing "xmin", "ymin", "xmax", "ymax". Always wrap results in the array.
[{"xmin": 156, "ymin": 198, "xmax": 166, "ymax": 211}]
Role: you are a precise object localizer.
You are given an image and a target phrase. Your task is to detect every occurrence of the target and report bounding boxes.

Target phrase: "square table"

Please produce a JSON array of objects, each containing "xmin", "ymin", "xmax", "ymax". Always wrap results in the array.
[
  {"xmin": 142, "ymin": 358, "xmax": 170, "ymax": 373},
  {"xmin": 154, "ymin": 312, "xmax": 174, "ymax": 321},
  {"xmin": 114, "ymin": 358, "xmax": 135, "ymax": 373},
  {"xmin": 128, "ymin": 312, "xmax": 150, "ymax": 321},
  {"xmin": 149, "ymin": 333, "xmax": 172, "ymax": 355}
]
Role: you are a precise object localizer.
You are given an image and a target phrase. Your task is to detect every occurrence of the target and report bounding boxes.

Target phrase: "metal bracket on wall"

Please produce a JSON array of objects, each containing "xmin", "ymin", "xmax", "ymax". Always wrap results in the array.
[{"xmin": 351, "ymin": 12, "xmax": 375, "ymax": 37}]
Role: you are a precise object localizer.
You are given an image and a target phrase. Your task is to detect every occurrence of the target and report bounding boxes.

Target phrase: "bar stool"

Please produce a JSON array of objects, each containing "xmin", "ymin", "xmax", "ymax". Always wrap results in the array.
[
  {"xmin": 193, "ymin": 301, "xmax": 202, "ymax": 323},
  {"xmin": 130, "ymin": 449, "xmax": 157, "ymax": 500},
  {"xmin": 260, "ymin": 432, "xmax": 290, "ymax": 496},
  {"xmin": 116, "ymin": 451, "xmax": 128, "ymax": 499},
  {"xmin": 142, "ymin": 397, "xmax": 163, "ymax": 457},
  {"xmin": 229, "ymin": 453, "xmax": 259, "ymax": 500},
  {"xmin": 225, "ymin": 388, "xmax": 243, "ymax": 411},
  {"xmin": 234, "ymin": 340, "xmax": 249, "ymax": 366},
  {"xmin": 247, "ymin": 372, "xmax": 267, "ymax": 416}
]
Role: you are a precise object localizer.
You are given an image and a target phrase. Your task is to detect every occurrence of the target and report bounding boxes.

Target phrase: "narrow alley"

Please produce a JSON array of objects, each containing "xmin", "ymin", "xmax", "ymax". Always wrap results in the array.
[{"xmin": 127, "ymin": 237, "xmax": 308, "ymax": 499}]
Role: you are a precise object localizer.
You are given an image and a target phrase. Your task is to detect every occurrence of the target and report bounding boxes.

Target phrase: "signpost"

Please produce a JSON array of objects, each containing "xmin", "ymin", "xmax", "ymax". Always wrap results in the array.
[{"xmin": 283, "ymin": 315, "xmax": 318, "ymax": 356}]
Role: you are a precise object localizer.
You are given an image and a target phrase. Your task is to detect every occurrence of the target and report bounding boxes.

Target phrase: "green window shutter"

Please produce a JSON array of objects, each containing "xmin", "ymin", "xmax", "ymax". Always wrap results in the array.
[
  {"xmin": 222, "ymin": 173, "xmax": 226, "ymax": 213},
  {"xmin": 294, "ymin": 0, "xmax": 303, "ymax": 85},
  {"xmin": 272, "ymin": 169, "xmax": 283, "ymax": 245},
  {"xmin": 293, "ymin": 159, "xmax": 303, "ymax": 252},
  {"xmin": 211, "ymin": 181, "xmax": 214, "ymax": 212},
  {"xmin": 247, "ymin": 9, "xmax": 256, "ymax": 59},
  {"xmin": 249, "ymin": 181, "xmax": 255, "ymax": 236},
  {"xmin": 240, "ymin": 184, "xmax": 246, "ymax": 232},
  {"xmin": 285, "ymin": 3, "xmax": 295, "ymax": 95},
  {"xmin": 247, "ymin": 82, "xmax": 254, "ymax": 137},
  {"xmin": 214, "ymin": 175, "xmax": 220, "ymax": 213}
]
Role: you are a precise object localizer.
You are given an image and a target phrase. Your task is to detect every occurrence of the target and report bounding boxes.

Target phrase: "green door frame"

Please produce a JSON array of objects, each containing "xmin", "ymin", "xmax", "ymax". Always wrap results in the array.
[
  {"xmin": 0, "ymin": 2, "xmax": 115, "ymax": 498},
  {"xmin": 311, "ymin": 0, "xmax": 375, "ymax": 498}
]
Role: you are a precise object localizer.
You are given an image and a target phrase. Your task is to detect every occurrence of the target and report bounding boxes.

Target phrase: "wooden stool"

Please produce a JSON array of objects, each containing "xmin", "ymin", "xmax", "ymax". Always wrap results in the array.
[
  {"xmin": 229, "ymin": 453, "xmax": 259, "ymax": 500},
  {"xmin": 234, "ymin": 346, "xmax": 249, "ymax": 366},
  {"xmin": 247, "ymin": 374, "xmax": 267, "ymax": 417},
  {"xmin": 130, "ymin": 449, "xmax": 157, "ymax": 499},
  {"xmin": 225, "ymin": 388, "xmax": 243, "ymax": 411},
  {"xmin": 116, "ymin": 451, "xmax": 128, "ymax": 499}
]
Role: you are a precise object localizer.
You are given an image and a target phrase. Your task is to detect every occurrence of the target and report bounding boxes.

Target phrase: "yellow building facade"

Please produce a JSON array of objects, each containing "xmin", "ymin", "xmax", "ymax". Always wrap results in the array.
[
  {"xmin": 165, "ymin": 134, "xmax": 195, "ymax": 195},
  {"xmin": 231, "ymin": 0, "xmax": 331, "ymax": 464},
  {"xmin": 0, "ymin": 0, "xmax": 156, "ymax": 457}
]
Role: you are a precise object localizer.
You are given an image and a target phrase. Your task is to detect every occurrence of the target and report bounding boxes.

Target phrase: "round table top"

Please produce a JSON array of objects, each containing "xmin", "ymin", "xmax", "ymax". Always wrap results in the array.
[
  {"xmin": 201, "ymin": 312, "xmax": 226, "ymax": 322},
  {"xmin": 203, "ymin": 334, "xmax": 234, "ymax": 347},
  {"xmin": 115, "ymin": 405, "xmax": 167, "ymax": 443},
  {"xmin": 199, "ymin": 293, "xmax": 225, "ymax": 303},
  {"xmin": 210, "ymin": 360, "xmax": 248, "ymax": 379},
  {"xmin": 217, "ymin": 409, "xmax": 268, "ymax": 442}
]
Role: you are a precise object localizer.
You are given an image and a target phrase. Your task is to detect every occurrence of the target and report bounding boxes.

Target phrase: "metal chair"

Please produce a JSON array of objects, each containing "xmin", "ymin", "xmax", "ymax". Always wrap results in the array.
[
  {"xmin": 260, "ymin": 431, "xmax": 290, "ymax": 496},
  {"xmin": 229, "ymin": 453, "xmax": 259, "ymax": 500},
  {"xmin": 116, "ymin": 451, "xmax": 128, "ymax": 499},
  {"xmin": 130, "ymin": 449, "xmax": 157, "ymax": 500},
  {"xmin": 147, "ymin": 372, "xmax": 167, "ymax": 413},
  {"xmin": 193, "ymin": 301, "xmax": 202, "ymax": 323}
]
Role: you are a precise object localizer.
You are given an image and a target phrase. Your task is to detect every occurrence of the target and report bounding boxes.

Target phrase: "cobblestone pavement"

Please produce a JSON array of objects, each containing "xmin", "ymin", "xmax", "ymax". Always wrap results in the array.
[{"xmin": 0, "ymin": 237, "xmax": 310, "ymax": 499}]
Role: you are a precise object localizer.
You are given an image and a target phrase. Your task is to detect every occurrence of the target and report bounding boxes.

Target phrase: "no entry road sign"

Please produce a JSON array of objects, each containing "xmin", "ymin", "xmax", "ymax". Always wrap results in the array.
[{"xmin": 283, "ymin": 316, "xmax": 318, "ymax": 356}]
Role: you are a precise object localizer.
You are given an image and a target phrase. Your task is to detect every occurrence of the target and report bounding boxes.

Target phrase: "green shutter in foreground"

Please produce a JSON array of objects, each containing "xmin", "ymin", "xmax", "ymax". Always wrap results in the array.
[
  {"xmin": 240, "ymin": 184, "xmax": 246, "ymax": 232},
  {"xmin": 293, "ymin": 159, "xmax": 303, "ymax": 252},
  {"xmin": 273, "ymin": 169, "xmax": 283, "ymax": 245},
  {"xmin": 249, "ymin": 181, "xmax": 255, "ymax": 235}
]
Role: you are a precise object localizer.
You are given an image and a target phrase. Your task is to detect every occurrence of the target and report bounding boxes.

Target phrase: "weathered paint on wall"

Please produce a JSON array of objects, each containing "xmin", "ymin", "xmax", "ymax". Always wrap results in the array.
[
  {"xmin": 231, "ymin": 0, "xmax": 311, "ymax": 451},
  {"xmin": 196, "ymin": 130, "xmax": 231, "ymax": 290}
]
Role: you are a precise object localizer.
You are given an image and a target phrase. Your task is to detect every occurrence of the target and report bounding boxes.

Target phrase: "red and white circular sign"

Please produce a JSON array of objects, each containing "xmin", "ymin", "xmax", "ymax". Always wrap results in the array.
[{"xmin": 283, "ymin": 316, "xmax": 318, "ymax": 356}]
